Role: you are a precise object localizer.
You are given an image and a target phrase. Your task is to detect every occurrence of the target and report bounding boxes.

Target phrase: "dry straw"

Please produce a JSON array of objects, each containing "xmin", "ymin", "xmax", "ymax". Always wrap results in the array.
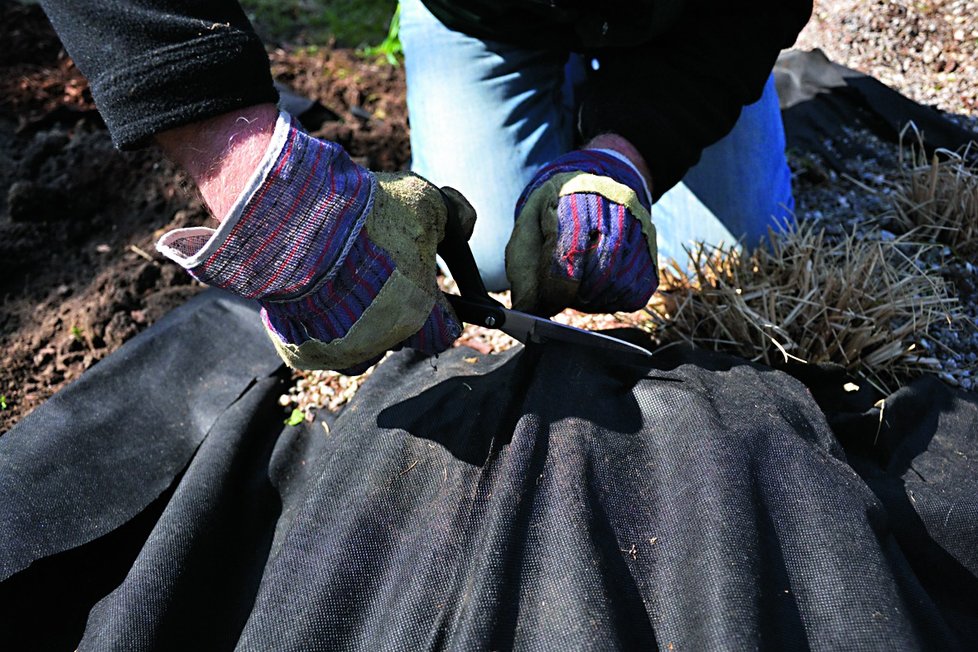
[
  {"xmin": 889, "ymin": 125, "xmax": 978, "ymax": 256},
  {"xmin": 647, "ymin": 223, "xmax": 961, "ymax": 394}
]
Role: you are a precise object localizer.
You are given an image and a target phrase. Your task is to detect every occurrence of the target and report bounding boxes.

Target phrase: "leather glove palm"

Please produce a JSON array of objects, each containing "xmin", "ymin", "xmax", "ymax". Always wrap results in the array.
[
  {"xmin": 158, "ymin": 112, "xmax": 471, "ymax": 372},
  {"xmin": 505, "ymin": 149, "xmax": 658, "ymax": 316}
]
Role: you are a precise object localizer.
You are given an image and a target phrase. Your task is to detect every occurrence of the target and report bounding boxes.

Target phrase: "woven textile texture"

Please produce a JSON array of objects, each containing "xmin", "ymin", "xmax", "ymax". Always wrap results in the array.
[{"xmin": 1, "ymin": 291, "xmax": 975, "ymax": 650}]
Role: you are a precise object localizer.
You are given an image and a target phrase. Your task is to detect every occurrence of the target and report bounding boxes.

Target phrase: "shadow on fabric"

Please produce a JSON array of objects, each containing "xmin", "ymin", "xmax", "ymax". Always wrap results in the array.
[
  {"xmin": 377, "ymin": 341, "xmax": 679, "ymax": 467},
  {"xmin": 829, "ymin": 378, "xmax": 978, "ymax": 645}
]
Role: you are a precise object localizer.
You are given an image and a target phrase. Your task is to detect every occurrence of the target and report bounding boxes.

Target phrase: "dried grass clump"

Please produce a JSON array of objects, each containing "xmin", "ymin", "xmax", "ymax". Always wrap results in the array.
[
  {"xmin": 890, "ymin": 128, "xmax": 978, "ymax": 256},
  {"xmin": 648, "ymin": 222, "xmax": 961, "ymax": 394}
]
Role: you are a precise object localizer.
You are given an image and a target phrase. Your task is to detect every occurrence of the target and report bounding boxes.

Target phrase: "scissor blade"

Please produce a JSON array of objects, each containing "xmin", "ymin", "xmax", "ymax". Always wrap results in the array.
[{"xmin": 500, "ymin": 308, "xmax": 654, "ymax": 358}]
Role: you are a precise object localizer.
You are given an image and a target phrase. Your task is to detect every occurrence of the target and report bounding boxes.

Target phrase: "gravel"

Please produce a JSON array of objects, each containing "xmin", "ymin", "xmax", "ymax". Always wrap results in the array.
[{"xmin": 795, "ymin": 0, "xmax": 978, "ymax": 117}]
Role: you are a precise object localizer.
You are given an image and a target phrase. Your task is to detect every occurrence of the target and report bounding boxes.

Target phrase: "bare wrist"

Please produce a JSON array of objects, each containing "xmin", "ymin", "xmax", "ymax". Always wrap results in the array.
[
  {"xmin": 156, "ymin": 103, "xmax": 279, "ymax": 221},
  {"xmin": 584, "ymin": 133, "xmax": 653, "ymax": 192}
]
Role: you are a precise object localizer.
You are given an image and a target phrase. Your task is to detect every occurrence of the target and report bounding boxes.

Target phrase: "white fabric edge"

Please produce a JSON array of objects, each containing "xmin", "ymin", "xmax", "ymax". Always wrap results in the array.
[
  {"xmin": 591, "ymin": 147, "xmax": 653, "ymax": 209},
  {"xmin": 155, "ymin": 110, "xmax": 293, "ymax": 269}
]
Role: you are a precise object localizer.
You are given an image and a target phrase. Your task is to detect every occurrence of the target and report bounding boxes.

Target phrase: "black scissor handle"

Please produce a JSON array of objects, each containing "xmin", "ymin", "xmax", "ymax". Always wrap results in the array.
[
  {"xmin": 442, "ymin": 293, "xmax": 508, "ymax": 329},
  {"xmin": 437, "ymin": 188, "xmax": 504, "ymax": 311}
]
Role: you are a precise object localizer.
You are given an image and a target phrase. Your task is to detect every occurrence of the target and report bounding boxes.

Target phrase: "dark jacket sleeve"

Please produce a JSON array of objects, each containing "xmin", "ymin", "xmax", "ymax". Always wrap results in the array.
[
  {"xmin": 39, "ymin": 0, "xmax": 278, "ymax": 149},
  {"xmin": 578, "ymin": 1, "xmax": 812, "ymax": 199}
]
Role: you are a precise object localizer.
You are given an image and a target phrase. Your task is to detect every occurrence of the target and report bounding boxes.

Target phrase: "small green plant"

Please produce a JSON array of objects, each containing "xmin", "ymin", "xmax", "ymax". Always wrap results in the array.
[
  {"xmin": 0, "ymin": 395, "xmax": 7, "ymax": 411},
  {"xmin": 360, "ymin": 4, "xmax": 402, "ymax": 66},
  {"xmin": 240, "ymin": 0, "xmax": 395, "ymax": 47},
  {"xmin": 70, "ymin": 325, "xmax": 84, "ymax": 340},
  {"xmin": 285, "ymin": 408, "xmax": 305, "ymax": 426}
]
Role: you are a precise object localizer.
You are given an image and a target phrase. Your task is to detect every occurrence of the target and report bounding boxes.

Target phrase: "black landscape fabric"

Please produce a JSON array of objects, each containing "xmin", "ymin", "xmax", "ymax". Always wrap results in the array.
[
  {"xmin": 1, "ymin": 290, "xmax": 976, "ymax": 650},
  {"xmin": 776, "ymin": 48, "xmax": 978, "ymax": 168}
]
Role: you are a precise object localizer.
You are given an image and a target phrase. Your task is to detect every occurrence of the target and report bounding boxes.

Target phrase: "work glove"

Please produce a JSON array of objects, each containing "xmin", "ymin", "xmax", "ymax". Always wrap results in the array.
[
  {"xmin": 505, "ymin": 149, "xmax": 658, "ymax": 316},
  {"xmin": 157, "ymin": 112, "xmax": 473, "ymax": 372}
]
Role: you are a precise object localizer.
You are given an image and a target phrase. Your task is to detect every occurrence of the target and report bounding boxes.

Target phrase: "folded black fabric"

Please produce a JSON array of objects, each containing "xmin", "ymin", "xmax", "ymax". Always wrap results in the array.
[
  {"xmin": 0, "ymin": 291, "xmax": 289, "ymax": 649},
  {"xmin": 776, "ymin": 48, "xmax": 978, "ymax": 169},
  {"xmin": 1, "ymin": 290, "xmax": 976, "ymax": 650}
]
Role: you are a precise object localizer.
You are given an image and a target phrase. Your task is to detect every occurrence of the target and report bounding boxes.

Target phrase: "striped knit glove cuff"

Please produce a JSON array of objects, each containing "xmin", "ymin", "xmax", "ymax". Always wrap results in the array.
[
  {"xmin": 157, "ymin": 112, "xmax": 462, "ymax": 372},
  {"xmin": 505, "ymin": 149, "xmax": 658, "ymax": 316}
]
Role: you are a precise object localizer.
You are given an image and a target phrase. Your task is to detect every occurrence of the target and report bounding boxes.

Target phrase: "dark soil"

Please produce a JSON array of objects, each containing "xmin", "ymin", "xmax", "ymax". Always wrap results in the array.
[{"xmin": 0, "ymin": 3, "xmax": 409, "ymax": 432}]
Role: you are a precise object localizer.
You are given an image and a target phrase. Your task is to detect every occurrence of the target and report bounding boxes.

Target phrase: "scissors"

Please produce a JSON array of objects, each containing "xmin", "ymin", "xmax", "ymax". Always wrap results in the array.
[{"xmin": 437, "ymin": 193, "xmax": 654, "ymax": 359}]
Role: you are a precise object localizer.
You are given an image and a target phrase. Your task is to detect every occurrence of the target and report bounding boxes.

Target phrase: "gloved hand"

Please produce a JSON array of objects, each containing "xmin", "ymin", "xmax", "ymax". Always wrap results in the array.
[
  {"xmin": 157, "ymin": 111, "xmax": 473, "ymax": 372},
  {"xmin": 505, "ymin": 148, "xmax": 658, "ymax": 316}
]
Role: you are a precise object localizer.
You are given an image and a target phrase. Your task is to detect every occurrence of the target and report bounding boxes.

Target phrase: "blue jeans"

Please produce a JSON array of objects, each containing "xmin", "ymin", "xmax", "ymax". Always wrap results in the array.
[{"xmin": 400, "ymin": 0, "xmax": 794, "ymax": 291}]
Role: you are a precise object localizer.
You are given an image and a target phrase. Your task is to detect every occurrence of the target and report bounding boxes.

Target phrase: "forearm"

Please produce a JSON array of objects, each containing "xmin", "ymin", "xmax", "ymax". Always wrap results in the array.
[
  {"xmin": 585, "ymin": 133, "xmax": 653, "ymax": 193},
  {"xmin": 156, "ymin": 103, "xmax": 279, "ymax": 220},
  {"xmin": 39, "ymin": 0, "xmax": 277, "ymax": 149}
]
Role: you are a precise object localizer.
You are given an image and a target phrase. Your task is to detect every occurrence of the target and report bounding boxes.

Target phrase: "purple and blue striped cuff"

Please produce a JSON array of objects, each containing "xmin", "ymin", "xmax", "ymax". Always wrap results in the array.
[
  {"xmin": 515, "ymin": 148, "xmax": 652, "ymax": 217},
  {"xmin": 156, "ymin": 111, "xmax": 376, "ymax": 302}
]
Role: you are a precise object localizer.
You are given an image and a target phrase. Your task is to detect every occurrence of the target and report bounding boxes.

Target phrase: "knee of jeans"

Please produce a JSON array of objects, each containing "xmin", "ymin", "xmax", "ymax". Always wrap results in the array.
[
  {"xmin": 398, "ymin": 0, "xmax": 431, "ymax": 36},
  {"xmin": 436, "ymin": 197, "xmax": 511, "ymax": 292},
  {"xmin": 472, "ymin": 245, "xmax": 509, "ymax": 293},
  {"xmin": 744, "ymin": 178, "xmax": 796, "ymax": 247}
]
